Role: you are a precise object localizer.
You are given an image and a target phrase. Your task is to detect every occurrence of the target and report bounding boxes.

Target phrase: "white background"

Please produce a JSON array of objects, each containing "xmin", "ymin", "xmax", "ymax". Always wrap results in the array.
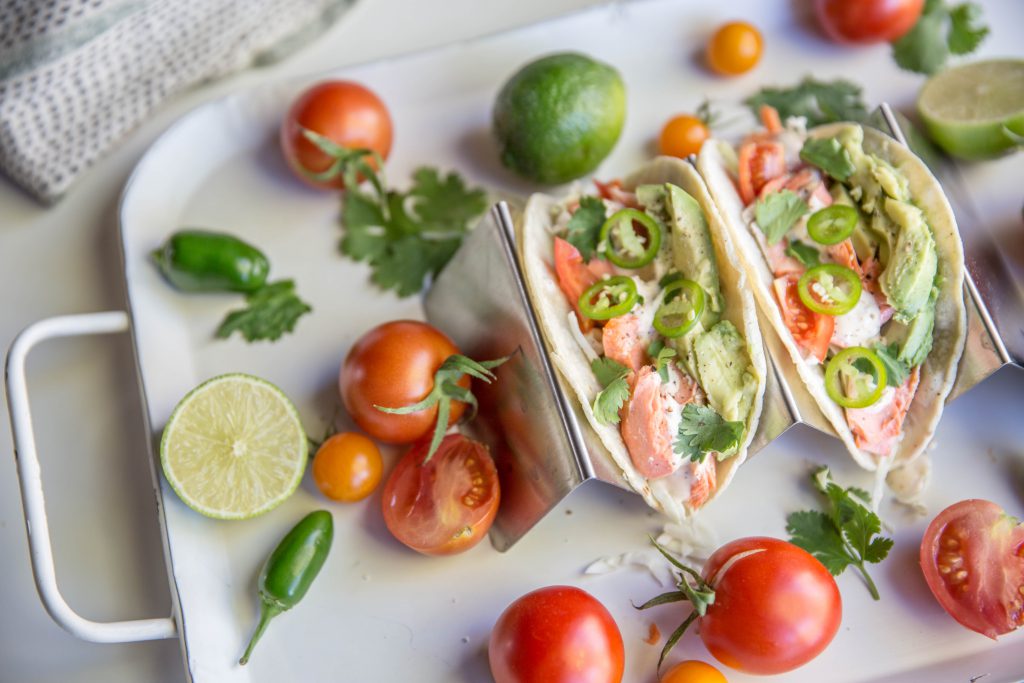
[{"xmin": 1, "ymin": 1, "xmax": 1022, "ymax": 682}]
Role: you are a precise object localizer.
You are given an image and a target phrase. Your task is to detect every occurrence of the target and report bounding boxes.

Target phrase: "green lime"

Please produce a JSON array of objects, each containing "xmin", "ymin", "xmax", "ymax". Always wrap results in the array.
[
  {"xmin": 917, "ymin": 59, "xmax": 1024, "ymax": 161},
  {"xmin": 160, "ymin": 373, "xmax": 307, "ymax": 520},
  {"xmin": 493, "ymin": 52, "xmax": 626, "ymax": 184}
]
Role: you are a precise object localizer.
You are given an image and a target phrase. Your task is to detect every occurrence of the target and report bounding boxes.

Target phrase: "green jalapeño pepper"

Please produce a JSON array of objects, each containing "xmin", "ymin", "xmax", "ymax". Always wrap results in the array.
[
  {"xmin": 798, "ymin": 264, "xmax": 862, "ymax": 316},
  {"xmin": 825, "ymin": 347, "xmax": 887, "ymax": 409},
  {"xmin": 653, "ymin": 278, "xmax": 705, "ymax": 338},
  {"xmin": 578, "ymin": 276, "xmax": 638, "ymax": 320},
  {"xmin": 239, "ymin": 510, "xmax": 334, "ymax": 665},
  {"xmin": 807, "ymin": 205, "xmax": 859, "ymax": 245},
  {"xmin": 598, "ymin": 209, "xmax": 662, "ymax": 269},
  {"xmin": 152, "ymin": 229, "xmax": 269, "ymax": 293}
]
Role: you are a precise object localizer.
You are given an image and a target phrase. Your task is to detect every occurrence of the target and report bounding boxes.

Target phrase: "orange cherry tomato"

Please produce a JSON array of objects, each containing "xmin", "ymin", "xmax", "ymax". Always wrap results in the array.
[
  {"xmin": 658, "ymin": 115, "xmax": 710, "ymax": 158},
  {"xmin": 706, "ymin": 22, "xmax": 763, "ymax": 76},
  {"xmin": 280, "ymin": 80, "xmax": 393, "ymax": 190},
  {"xmin": 312, "ymin": 432, "xmax": 383, "ymax": 502},
  {"xmin": 661, "ymin": 660, "xmax": 728, "ymax": 683}
]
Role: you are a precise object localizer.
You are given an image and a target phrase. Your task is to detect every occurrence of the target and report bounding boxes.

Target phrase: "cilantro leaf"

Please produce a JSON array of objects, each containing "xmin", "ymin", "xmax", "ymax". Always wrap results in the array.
[
  {"xmin": 785, "ymin": 240, "xmax": 821, "ymax": 268},
  {"xmin": 799, "ymin": 138, "xmax": 854, "ymax": 182},
  {"xmin": 874, "ymin": 343, "xmax": 911, "ymax": 387},
  {"xmin": 755, "ymin": 190, "xmax": 808, "ymax": 245},
  {"xmin": 948, "ymin": 3, "xmax": 989, "ymax": 54},
  {"xmin": 407, "ymin": 168, "xmax": 488, "ymax": 232},
  {"xmin": 338, "ymin": 163, "xmax": 487, "ymax": 297},
  {"xmin": 566, "ymin": 196, "xmax": 607, "ymax": 261},
  {"xmin": 215, "ymin": 280, "xmax": 312, "ymax": 342},
  {"xmin": 787, "ymin": 466, "xmax": 893, "ymax": 600},
  {"xmin": 744, "ymin": 78, "xmax": 868, "ymax": 127},
  {"xmin": 590, "ymin": 357, "xmax": 631, "ymax": 425},
  {"xmin": 785, "ymin": 511, "xmax": 852, "ymax": 575},
  {"xmin": 892, "ymin": 0, "xmax": 988, "ymax": 75},
  {"xmin": 674, "ymin": 404, "xmax": 744, "ymax": 464},
  {"xmin": 647, "ymin": 339, "xmax": 678, "ymax": 384}
]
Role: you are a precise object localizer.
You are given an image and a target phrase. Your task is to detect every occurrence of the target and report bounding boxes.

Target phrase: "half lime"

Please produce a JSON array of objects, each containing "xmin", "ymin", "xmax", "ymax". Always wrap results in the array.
[
  {"xmin": 918, "ymin": 59, "xmax": 1024, "ymax": 160},
  {"xmin": 160, "ymin": 373, "xmax": 307, "ymax": 519}
]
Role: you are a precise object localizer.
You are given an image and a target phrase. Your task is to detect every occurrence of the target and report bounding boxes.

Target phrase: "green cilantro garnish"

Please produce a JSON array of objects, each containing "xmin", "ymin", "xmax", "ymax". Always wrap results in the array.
[
  {"xmin": 862, "ymin": 343, "xmax": 911, "ymax": 388},
  {"xmin": 215, "ymin": 279, "xmax": 312, "ymax": 342},
  {"xmin": 566, "ymin": 196, "xmax": 607, "ymax": 261},
  {"xmin": 376, "ymin": 353, "xmax": 509, "ymax": 462},
  {"xmin": 754, "ymin": 190, "xmax": 808, "ymax": 245},
  {"xmin": 892, "ymin": 0, "xmax": 988, "ymax": 75},
  {"xmin": 647, "ymin": 339, "xmax": 678, "ymax": 384},
  {"xmin": 785, "ymin": 240, "xmax": 821, "ymax": 268},
  {"xmin": 591, "ymin": 357, "xmax": 631, "ymax": 425},
  {"xmin": 799, "ymin": 138, "xmax": 854, "ymax": 182},
  {"xmin": 744, "ymin": 78, "xmax": 868, "ymax": 127},
  {"xmin": 674, "ymin": 404, "xmax": 744, "ymax": 464},
  {"xmin": 786, "ymin": 467, "xmax": 894, "ymax": 600},
  {"xmin": 302, "ymin": 128, "xmax": 487, "ymax": 298}
]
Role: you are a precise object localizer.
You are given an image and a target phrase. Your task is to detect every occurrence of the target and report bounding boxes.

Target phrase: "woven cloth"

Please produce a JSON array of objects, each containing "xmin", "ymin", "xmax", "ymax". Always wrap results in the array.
[{"xmin": 0, "ymin": 0, "xmax": 354, "ymax": 203}]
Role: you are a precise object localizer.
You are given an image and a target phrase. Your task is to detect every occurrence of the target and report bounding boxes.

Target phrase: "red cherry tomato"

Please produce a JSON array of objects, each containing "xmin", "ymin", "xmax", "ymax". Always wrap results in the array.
[
  {"xmin": 381, "ymin": 434, "xmax": 499, "ymax": 555},
  {"xmin": 700, "ymin": 538, "xmax": 840, "ymax": 675},
  {"xmin": 920, "ymin": 499, "xmax": 1024, "ymax": 639},
  {"xmin": 489, "ymin": 585, "xmax": 625, "ymax": 683},
  {"xmin": 773, "ymin": 274, "xmax": 834, "ymax": 363},
  {"xmin": 736, "ymin": 140, "xmax": 786, "ymax": 205},
  {"xmin": 339, "ymin": 320, "xmax": 468, "ymax": 444},
  {"xmin": 814, "ymin": 0, "xmax": 924, "ymax": 44},
  {"xmin": 280, "ymin": 80, "xmax": 393, "ymax": 190}
]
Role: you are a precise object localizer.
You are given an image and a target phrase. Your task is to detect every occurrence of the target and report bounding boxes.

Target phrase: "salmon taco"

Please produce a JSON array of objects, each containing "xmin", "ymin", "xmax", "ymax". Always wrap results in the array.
[
  {"xmin": 518, "ymin": 158, "xmax": 767, "ymax": 520},
  {"xmin": 698, "ymin": 107, "xmax": 967, "ymax": 471}
]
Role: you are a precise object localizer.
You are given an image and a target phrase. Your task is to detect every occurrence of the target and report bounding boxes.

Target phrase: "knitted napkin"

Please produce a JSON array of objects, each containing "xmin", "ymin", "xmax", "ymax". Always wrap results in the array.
[{"xmin": 0, "ymin": 0, "xmax": 354, "ymax": 203}]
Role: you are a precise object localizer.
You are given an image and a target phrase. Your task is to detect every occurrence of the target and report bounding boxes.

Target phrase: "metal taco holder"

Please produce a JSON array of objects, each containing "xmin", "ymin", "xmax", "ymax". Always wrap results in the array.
[{"xmin": 424, "ymin": 104, "xmax": 1021, "ymax": 552}]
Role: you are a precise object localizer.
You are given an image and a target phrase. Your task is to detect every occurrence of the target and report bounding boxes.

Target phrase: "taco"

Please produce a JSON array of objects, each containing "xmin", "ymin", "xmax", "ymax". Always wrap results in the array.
[
  {"xmin": 518, "ymin": 158, "xmax": 767, "ymax": 520},
  {"xmin": 698, "ymin": 108, "xmax": 967, "ymax": 471}
]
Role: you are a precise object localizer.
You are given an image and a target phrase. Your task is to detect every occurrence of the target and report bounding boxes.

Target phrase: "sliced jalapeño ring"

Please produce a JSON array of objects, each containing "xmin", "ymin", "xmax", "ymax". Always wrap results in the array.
[
  {"xmin": 598, "ymin": 208, "xmax": 662, "ymax": 269},
  {"xmin": 578, "ymin": 275, "xmax": 639, "ymax": 320},
  {"xmin": 807, "ymin": 204, "xmax": 859, "ymax": 245},
  {"xmin": 825, "ymin": 346, "xmax": 887, "ymax": 409},
  {"xmin": 798, "ymin": 263, "xmax": 862, "ymax": 316},
  {"xmin": 653, "ymin": 278, "xmax": 705, "ymax": 337}
]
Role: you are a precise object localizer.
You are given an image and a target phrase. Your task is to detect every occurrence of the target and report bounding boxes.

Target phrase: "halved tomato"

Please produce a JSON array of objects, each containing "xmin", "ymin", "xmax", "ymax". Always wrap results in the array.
[
  {"xmin": 381, "ymin": 434, "xmax": 500, "ymax": 556},
  {"xmin": 737, "ymin": 141, "xmax": 786, "ymax": 205},
  {"xmin": 553, "ymin": 237, "xmax": 616, "ymax": 332},
  {"xmin": 920, "ymin": 499, "xmax": 1024, "ymax": 639},
  {"xmin": 772, "ymin": 274, "xmax": 834, "ymax": 362}
]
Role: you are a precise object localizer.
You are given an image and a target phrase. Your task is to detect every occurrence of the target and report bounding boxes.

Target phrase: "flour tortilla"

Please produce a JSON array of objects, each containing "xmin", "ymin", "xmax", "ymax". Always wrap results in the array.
[
  {"xmin": 698, "ymin": 122, "xmax": 966, "ymax": 471},
  {"xmin": 518, "ymin": 157, "xmax": 767, "ymax": 520}
]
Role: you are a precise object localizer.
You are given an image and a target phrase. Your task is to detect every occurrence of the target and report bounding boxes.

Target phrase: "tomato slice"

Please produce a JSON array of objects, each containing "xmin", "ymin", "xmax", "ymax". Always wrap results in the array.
[
  {"xmin": 553, "ymin": 237, "xmax": 617, "ymax": 332},
  {"xmin": 737, "ymin": 141, "xmax": 786, "ymax": 205},
  {"xmin": 920, "ymin": 499, "xmax": 1024, "ymax": 639},
  {"xmin": 381, "ymin": 434, "xmax": 500, "ymax": 555},
  {"xmin": 772, "ymin": 274, "xmax": 834, "ymax": 362}
]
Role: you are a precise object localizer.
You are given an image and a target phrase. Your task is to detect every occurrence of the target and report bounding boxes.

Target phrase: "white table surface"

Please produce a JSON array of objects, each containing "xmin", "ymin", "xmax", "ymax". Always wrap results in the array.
[
  {"xmin": 0, "ymin": 2, "xmax": 600, "ymax": 681},
  {"xmin": 2, "ymin": 1, "xmax": 1022, "ymax": 682}
]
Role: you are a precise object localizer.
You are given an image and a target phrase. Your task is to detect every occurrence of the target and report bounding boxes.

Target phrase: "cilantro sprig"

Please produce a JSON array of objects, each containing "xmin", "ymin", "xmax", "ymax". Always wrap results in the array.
[
  {"xmin": 892, "ymin": 0, "xmax": 988, "ymax": 75},
  {"xmin": 647, "ymin": 339, "xmax": 678, "ymax": 384},
  {"xmin": 786, "ymin": 467, "xmax": 894, "ymax": 600},
  {"xmin": 674, "ymin": 404, "xmax": 744, "ymax": 464},
  {"xmin": 302, "ymin": 128, "xmax": 488, "ymax": 297},
  {"xmin": 856, "ymin": 343, "xmax": 911, "ymax": 388},
  {"xmin": 375, "ymin": 353, "xmax": 509, "ymax": 463},
  {"xmin": 591, "ymin": 357, "xmax": 631, "ymax": 425},
  {"xmin": 785, "ymin": 240, "xmax": 821, "ymax": 268},
  {"xmin": 755, "ymin": 190, "xmax": 808, "ymax": 245},
  {"xmin": 744, "ymin": 78, "xmax": 868, "ymax": 128},
  {"xmin": 216, "ymin": 279, "xmax": 312, "ymax": 342},
  {"xmin": 566, "ymin": 196, "xmax": 607, "ymax": 261},
  {"xmin": 799, "ymin": 138, "xmax": 854, "ymax": 182}
]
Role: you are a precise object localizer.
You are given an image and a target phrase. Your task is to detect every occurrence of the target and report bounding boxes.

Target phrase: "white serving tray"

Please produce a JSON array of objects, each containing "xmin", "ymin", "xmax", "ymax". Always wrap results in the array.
[{"xmin": 8, "ymin": 0, "xmax": 1024, "ymax": 681}]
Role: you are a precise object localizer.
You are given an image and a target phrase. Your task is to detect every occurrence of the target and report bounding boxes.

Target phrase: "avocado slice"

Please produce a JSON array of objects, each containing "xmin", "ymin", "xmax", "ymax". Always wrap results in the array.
[
  {"xmin": 693, "ymin": 320, "xmax": 757, "ymax": 427},
  {"xmin": 637, "ymin": 183, "xmax": 723, "ymax": 328},
  {"xmin": 885, "ymin": 287, "xmax": 937, "ymax": 367},
  {"xmin": 838, "ymin": 126, "xmax": 910, "ymax": 214},
  {"xmin": 879, "ymin": 197, "xmax": 938, "ymax": 323}
]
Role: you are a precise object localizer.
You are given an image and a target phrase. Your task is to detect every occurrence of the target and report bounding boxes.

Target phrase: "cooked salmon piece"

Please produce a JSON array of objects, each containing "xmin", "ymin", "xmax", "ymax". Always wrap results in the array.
[
  {"xmin": 829, "ymin": 239, "xmax": 894, "ymax": 323},
  {"xmin": 620, "ymin": 365, "xmax": 702, "ymax": 479},
  {"xmin": 846, "ymin": 366, "xmax": 921, "ymax": 457},
  {"xmin": 602, "ymin": 313, "xmax": 651, "ymax": 373},
  {"xmin": 687, "ymin": 455, "xmax": 718, "ymax": 510}
]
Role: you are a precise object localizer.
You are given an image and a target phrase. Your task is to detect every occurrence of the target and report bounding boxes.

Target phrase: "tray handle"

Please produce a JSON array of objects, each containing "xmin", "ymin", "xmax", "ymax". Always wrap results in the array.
[{"xmin": 5, "ymin": 311, "xmax": 177, "ymax": 643}]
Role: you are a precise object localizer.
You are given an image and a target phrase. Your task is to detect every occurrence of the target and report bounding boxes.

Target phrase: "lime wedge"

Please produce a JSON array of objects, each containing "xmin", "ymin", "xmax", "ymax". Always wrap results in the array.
[
  {"xmin": 918, "ymin": 59, "xmax": 1024, "ymax": 160},
  {"xmin": 160, "ymin": 374, "xmax": 307, "ymax": 519}
]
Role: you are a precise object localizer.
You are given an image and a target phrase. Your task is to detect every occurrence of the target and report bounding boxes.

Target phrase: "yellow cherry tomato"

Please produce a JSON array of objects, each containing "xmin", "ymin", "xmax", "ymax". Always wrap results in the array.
[
  {"xmin": 312, "ymin": 432, "xmax": 383, "ymax": 502},
  {"xmin": 658, "ymin": 115, "xmax": 710, "ymax": 158},
  {"xmin": 662, "ymin": 660, "xmax": 728, "ymax": 683},
  {"xmin": 706, "ymin": 21, "xmax": 763, "ymax": 76}
]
